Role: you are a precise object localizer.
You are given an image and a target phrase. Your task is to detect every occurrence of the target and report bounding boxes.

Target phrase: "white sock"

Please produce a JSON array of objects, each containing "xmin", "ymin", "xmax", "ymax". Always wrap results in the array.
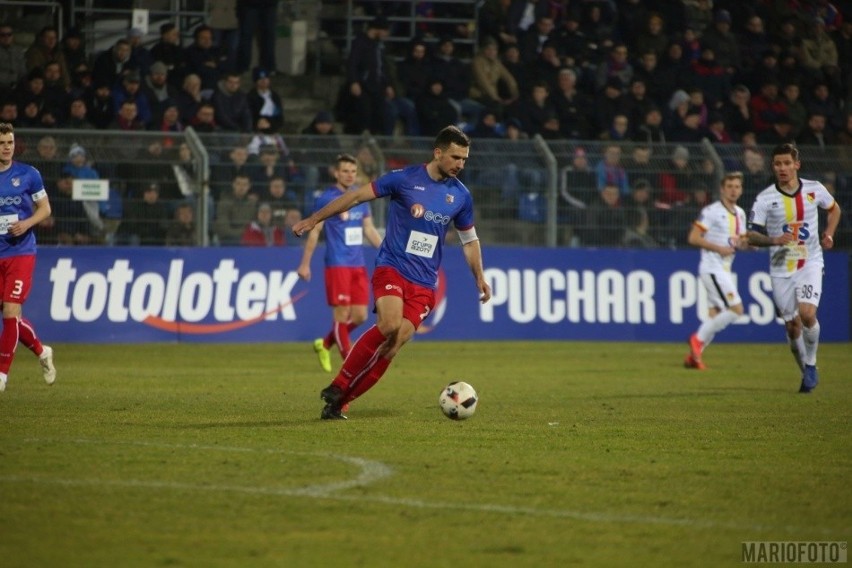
[
  {"xmin": 802, "ymin": 321, "xmax": 820, "ymax": 366},
  {"xmin": 788, "ymin": 334, "xmax": 806, "ymax": 371},
  {"xmin": 0, "ymin": 372, "xmax": 6, "ymax": 386},
  {"xmin": 697, "ymin": 310, "xmax": 739, "ymax": 348}
]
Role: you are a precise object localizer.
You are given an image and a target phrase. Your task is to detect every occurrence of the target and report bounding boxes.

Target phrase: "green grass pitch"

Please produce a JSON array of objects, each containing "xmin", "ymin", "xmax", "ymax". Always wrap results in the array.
[{"xmin": 1, "ymin": 341, "xmax": 849, "ymax": 567}]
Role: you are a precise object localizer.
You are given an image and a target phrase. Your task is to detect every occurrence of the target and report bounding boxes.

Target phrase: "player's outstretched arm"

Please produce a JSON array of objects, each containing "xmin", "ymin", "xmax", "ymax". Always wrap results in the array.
[{"xmin": 292, "ymin": 183, "xmax": 376, "ymax": 238}]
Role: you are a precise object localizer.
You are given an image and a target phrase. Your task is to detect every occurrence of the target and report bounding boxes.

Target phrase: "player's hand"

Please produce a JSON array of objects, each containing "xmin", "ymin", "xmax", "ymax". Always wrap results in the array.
[
  {"xmin": 297, "ymin": 265, "xmax": 311, "ymax": 281},
  {"xmin": 478, "ymin": 281, "xmax": 492, "ymax": 304},
  {"xmin": 774, "ymin": 232, "xmax": 796, "ymax": 246},
  {"xmin": 292, "ymin": 218, "xmax": 315, "ymax": 238},
  {"xmin": 821, "ymin": 233, "xmax": 835, "ymax": 250},
  {"xmin": 736, "ymin": 235, "xmax": 751, "ymax": 250}
]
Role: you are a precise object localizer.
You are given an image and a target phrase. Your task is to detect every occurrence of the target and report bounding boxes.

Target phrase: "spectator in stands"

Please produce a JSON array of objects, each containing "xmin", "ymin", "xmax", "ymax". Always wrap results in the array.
[
  {"xmin": 595, "ymin": 43, "xmax": 633, "ymax": 93},
  {"xmin": 551, "ymin": 67, "xmax": 591, "ymax": 139},
  {"xmin": 209, "ymin": 0, "xmax": 239, "ymax": 73},
  {"xmin": 112, "ymin": 70, "xmax": 153, "ymax": 126},
  {"xmin": 264, "ymin": 176, "xmax": 300, "ymax": 222},
  {"xmin": 152, "ymin": 100, "xmax": 184, "ymax": 147},
  {"xmin": 757, "ymin": 113, "xmax": 795, "ymax": 145},
  {"xmin": 127, "ymin": 28, "xmax": 153, "ymax": 77},
  {"xmin": 431, "ymin": 36, "xmax": 484, "ymax": 126},
  {"xmin": 624, "ymin": 78, "xmax": 655, "ymax": 132},
  {"xmin": 470, "ymin": 36, "xmax": 519, "ymax": 119},
  {"xmin": 28, "ymin": 135, "xmax": 61, "ymax": 185},
  {"xmin": 622, "ymin": 207, "xmax": 659, "ymax": 249},
  {"xmin": 416, "ymin": 78, "xmax": 459, "ymax": 137},
  {"xmin": 744, "ymin": 49, "xmax": 781, "ymax": 96},
  {"xmin": 85, "ymin": 80, "xmax": 115, "ymax": 129},
  {"xmin": 593, "ymin": 78, "xmax": 628, "ymax": 139},
  {"xmin": 689, "ymin": 45, "xmax": 730, "ymax": 108},
  {"xmin": 211, "ymin": 145, "xmax": 250, "ymax": 201},
  {"xmin": 65, "ymin": 97, "xmax": 94, "ymax": 130},
  {"xmin": 623, "ymin": 144, "xmax": 656, "ymax": 187},
  {"xmin": 806, "ymin": 80, "xmax": 844, "ymax": 132},
  {"xmin": 15, "ymin": 68, "xmax": 60, "ymax": 128},
  {"xmin": 797, "ymin": 111, "xmax": 838, "ymax": 148},
  {"xmin": 184, "ymin": 25, "xmax": 222, "ymax": 93},
  {"xmin": 140, "ymin": 61, "xmax": 179, "ymax": 120},
  {"xmin": 617, "ymin": 0, "xmax": 649, "ymax": 51},
  {"xmin": 738, "ymin": 15, "xmax": 771, "ymax": 74},
  {"xmin": 336, "ymin": 16, "xmax": 392, "ymax": 135},
  {"xmin": 582, "ymin": 3, "xmax": 617, "ymax": 58},
  {"xmin": 25, "ymin": 25, "xmax": 69, "ymax": 88},
  {"xmin": 468, "ymin": 108, "xmax": 502, "ymax": 139},
  {"xmin": 561, "ymin": 146, "xmax": 596, "ymax": 206},
  {"xmin": 629, "ymin": 52, "xmax": 661, "ymax": 106},
  {"xmin": 61, "ymin": 143, "xmax": 104, "ymax": 241},
  {"xmin": 595, "ymin": 144, "xmax": 629, "ymax": 197},
  {"xmin": 800, "ymin": 17, "xmax": 841, "ymax": 93},
  {"xmin": 150, "ymin": 23, "xmax": 184, "ymax": 86},
  {"xmin": 61, "ymin": 27, "xmax": 87, "ymax": 73},
  {"xmin": 720, "ymin": 84, "xmax": 752, "ymax": 140},
  {"xmin": 749, "ymin": 79, "xmax": 787, "ymax": 133},
  {"xmin": 165, "ymin": 202, "xmax": 196, "ymax": 246},
  {"xmin": 0, "ymin": 23, "xmax": 26, "ymax": 94},
  {"xmin": 241, "ymin": 202, "xmax": 285, "ymax": 246},
  {"xmin": 211, "ymin": 71, "xmax": 252, "ymax": 132},
  {"xmin": 92, "ymin": 39, "xmax": 133, "ymax": 89},
  {"xmin": 176, "ymin": 73, "xmax": 203, "ymax": 124},
  {"xmin": 117, "ymin": 182, "xmax": 170, "ymax": 245},
  {"xmin": 509, "ymin": 80, "xmax": 557, "ymax": 137},
  {"xmin": 585, "ymin": 183, "xmax": 626, "ymax": 247},
  {"xmin": 600, "ymin": 113, "xmax": 630, "ymax": 141},
  {"xmin": 519, "ymin": 16, "xmax": 557, "ymax": 65},
  {"xmin": 633, "ymin": 12, "xmax": 669, "ymax": 60},
  {"xmin": 633, "ymin": 105, "xmax": 666, "ymax": 146},
  {"xmin": 500, "ymin": 43, "xmax": 526, "ymax": 91},
  {"xmin": 214, "ymin": 173, "xmax": 257, "ymax": 245},
  {"xmin": 478, "ymin": 0, "xmax": 517, "ymax": 47},
  {"xmin": 699, "ymin": 10, "xmax": 740, "ymax": 75},
  {"xmin": 657, "ymin": 41, "xmax": 690, "ymax": 99},
  {"xmin": 556, "ymin": 11, "xmax": 596, "ymax": 73},
  {"xmin": 526, "ymin": 40, "xmax": 563, "ymax": 91},
  {"xmin": 40, "ymin": 61, "xmax": 68, "ymax": 123},
  {"xmin": 69, "ymin": 62, "xmax": 93, "ymax": 100},
  {"xmin": 838, "ymin": 112, "xmax": 852, "ymax": 145},
  {"xmin": 236, "ymin": 0, "xmax": 278, "ymax": 74},
  {"xmin": 51, "ymin": 173, "xmax": 95, "ymax": 245},
  {"xmin": 740, "ymin": 146, "xmax": 769, "ymax": 205},
  {"xmin": 397, "ymin": 38, "xmax": 432, "ymax": 104},
  {"xmin": 706, "ymin": 112, "xmax": 733, "ymax": 144},
  {"xmin": 0, "ymin": 101, "xmax": 17, "ymax": 126},
  {"xmin": 109, "ymin": 99, "xmax": 146, "ymax": 131},
  {"xmin": 658, "ymin": 145, "xmax": 693, "ymax": 206},
  {"xmin": 247, "ymin": 67, "xmax": 284, "ymax": 133},
  {"xmin": 301, "ymin": 110, "xmax": 336, "ymax": 136},
  {"xmin": 781, "ymin": 82, "xmax": 808, "ymax": 138},
  {"xmin": 506, "ymin": 0, "xmax": 549, "ymax": 41}
]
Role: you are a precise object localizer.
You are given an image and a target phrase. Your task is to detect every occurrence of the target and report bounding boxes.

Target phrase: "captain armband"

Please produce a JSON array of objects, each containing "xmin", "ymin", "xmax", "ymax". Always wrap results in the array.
[{"xmin": 457, "ymin": 227, "xmax": 479, "ymax": 244}]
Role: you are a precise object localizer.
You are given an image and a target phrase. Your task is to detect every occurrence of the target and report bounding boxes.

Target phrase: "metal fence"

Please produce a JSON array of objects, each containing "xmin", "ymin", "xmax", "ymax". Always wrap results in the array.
[{"xmin": 15, "ymin": 127, "xmax": 852, "ymax": 251}]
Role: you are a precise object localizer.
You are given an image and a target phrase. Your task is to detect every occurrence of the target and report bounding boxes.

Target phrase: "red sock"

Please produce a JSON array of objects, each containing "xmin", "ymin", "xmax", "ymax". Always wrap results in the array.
[
  {"xmin": 335, "ymin": 321, "xmax": 353, "ymax": 359},
  {"xmin": 0, "ymin": 317, "xmax": 20, "ymax": 374},
  {"xmin": 343, "ymin": 356, "xmax": 391, "ymax": 404},
  {"xmin": 18, "ymin": 317, "xmax": 44, "ymax": 356},
  {"xmin": 323, "ymin": 328, "xmax": 334, "ymax": 350},
  {"xmin": 331, "ymin": 325, "xmax": 386, "ymax": 391}
]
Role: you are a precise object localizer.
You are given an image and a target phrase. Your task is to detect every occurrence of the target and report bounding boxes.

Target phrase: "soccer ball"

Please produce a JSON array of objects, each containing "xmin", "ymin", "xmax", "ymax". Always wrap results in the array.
[{"xmin": 439, "ymin": 381, "xmax": 478, "ymax": 420}]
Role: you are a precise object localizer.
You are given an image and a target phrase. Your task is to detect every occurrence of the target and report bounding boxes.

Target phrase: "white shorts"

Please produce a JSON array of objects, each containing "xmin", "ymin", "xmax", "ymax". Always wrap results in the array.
[
  {"xmin": 700, "ymin": 271, "xmax": 742, "ymax": 310},
  {"xmin": 771, "ymin": 262, "xmax": 824, "ymax": 321}
]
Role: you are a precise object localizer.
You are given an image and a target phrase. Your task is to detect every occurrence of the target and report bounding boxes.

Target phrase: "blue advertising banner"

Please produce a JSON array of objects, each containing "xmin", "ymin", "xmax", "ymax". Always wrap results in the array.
[{"xmin": 28, "ymin": 246, "xmax": 849, "ymax": 343}]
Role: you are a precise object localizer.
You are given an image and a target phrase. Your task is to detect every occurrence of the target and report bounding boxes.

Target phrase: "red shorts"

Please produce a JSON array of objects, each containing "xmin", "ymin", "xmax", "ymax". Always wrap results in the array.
[
  {"xmin": 372, "ymin": 266, "xmax": 436, "ymax": 330},
  {"xmin": 324, "ymin": 266, "xmax": 370, "ymax": 306},
  {"xmin": 0, "ymin": 254, "xmax": 36, "ymax": 304}
]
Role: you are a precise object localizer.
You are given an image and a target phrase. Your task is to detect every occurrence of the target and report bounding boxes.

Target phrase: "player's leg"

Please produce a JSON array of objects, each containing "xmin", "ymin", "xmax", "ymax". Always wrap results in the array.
[
  {"xmin": 772, "ymin": 274, "xmax": 809, "ymax": 391},
  {"xmin": 18, "ymin": 317, "xmax": 55, "ymax": 385},
  {"xmin": 0, "ymin": 255, "xmax": 36, "ymax": 392},
  {"xmin": 0, "ymin": 302, "xmax": 21, "ymax": 392}
]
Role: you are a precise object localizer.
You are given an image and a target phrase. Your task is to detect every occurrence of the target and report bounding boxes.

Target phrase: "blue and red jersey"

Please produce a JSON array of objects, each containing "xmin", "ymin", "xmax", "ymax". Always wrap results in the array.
[
  {"xmin": 0, "ymin": 161, "xmax": 46, "ymax": 258},
  {"xmin": 314, "ymin": 185, "xmax": 373, "ymax": 268},
  {"xmin": 372, "ymin": 164, "xmax": 474, "ymax": 289}
]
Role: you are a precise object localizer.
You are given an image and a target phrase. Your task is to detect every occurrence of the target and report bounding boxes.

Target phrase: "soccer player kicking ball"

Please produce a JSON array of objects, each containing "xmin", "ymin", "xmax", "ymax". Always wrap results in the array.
[
  {"xmin": 685, "ymin": 172, "xmax": 750, "ymax": 370},
  {"xmin": 0, "ymin": 123, "xmax": 56, "ymax": 392},
  {"xmin": 292, "ymin": 126, "xmax": 491, "ymax": 419},
  {"xmin": 297, "ymin": 153, "xmax": 383, "ymax": 372},
  {"xmin": 747, "ymin": 143, "xmax": 841, "ymax": 393}
]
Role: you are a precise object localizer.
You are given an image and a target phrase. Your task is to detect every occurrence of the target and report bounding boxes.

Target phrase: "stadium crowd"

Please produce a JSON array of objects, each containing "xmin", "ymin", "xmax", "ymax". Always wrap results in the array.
[{"xmin": 0, "ymin": 0, "xmax": 849, "ymax": 247}]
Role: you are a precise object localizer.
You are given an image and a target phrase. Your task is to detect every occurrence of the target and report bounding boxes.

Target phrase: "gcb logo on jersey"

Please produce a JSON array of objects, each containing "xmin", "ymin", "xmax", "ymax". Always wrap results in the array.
[
  {"xmin": 410, "ymin": 203, "xmax": 425, "ymax": 218},
  {"xmin": 0, "ymin": 196, "xmax": 23, "ymax": 206}
]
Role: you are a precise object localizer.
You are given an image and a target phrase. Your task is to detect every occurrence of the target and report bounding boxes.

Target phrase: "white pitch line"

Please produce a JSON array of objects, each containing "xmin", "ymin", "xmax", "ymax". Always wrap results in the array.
[{"xmin": 7, "ymin": 438, "xmax": 845, "ymax": 535}]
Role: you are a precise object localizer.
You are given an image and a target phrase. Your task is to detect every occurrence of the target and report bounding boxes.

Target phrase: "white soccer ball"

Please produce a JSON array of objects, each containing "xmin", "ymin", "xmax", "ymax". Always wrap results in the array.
[{"xmin": 439, "ymin": 381, "xmax": 478, "ymax": 420}]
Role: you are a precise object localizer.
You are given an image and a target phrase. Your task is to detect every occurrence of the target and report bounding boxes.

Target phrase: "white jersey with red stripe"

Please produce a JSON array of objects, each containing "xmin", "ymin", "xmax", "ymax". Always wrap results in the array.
[
  {"xmin": 748, "ymin": 178, "xmax": 836, "ymax": 278},
  {"xmin": 694, "ymin": 200, "xmax": 747, "ymax": 274}
]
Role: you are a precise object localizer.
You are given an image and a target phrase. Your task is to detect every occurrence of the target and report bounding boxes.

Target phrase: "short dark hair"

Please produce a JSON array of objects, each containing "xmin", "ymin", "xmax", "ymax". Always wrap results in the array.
[
  {"xmin": 772, "ymin": 143, "xmax": 799, "ymax": 162},
  {"xmin": 0, "ymin": 122, "xmax": 14, "ymax": 135},
  {"xmin": 434, "ymin": 125, "xmax": 470, "ymax": 151},
  {"xmin": 335, "ymin": 153, "xmax": 357, "ymax": 167}
]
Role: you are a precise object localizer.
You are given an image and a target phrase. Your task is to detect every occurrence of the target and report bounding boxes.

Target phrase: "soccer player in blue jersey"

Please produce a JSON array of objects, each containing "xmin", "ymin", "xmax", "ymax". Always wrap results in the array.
[
  {"xmin": 297, "ymin": 153, "xmax": 383, "ymax": 372},
  {"xmin": 293, "ymin": 126, "xmax": 492, "ymax": 419},
  {"xmin": 0, "ymin": 123, "xmax": 56, "ymax": 392}
]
